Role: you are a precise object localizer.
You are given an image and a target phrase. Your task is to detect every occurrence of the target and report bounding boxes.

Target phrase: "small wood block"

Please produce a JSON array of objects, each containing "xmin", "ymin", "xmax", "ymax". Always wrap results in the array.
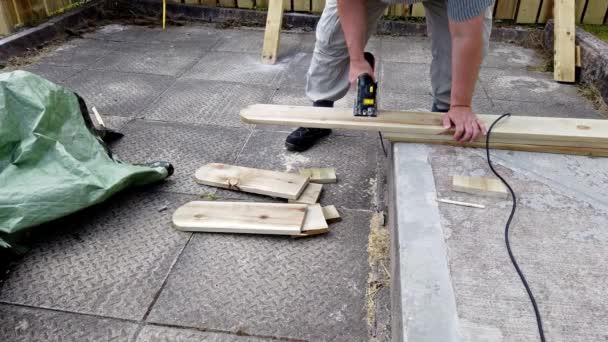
[
  {"xmin": 289, "ymin": 183, "xmax": 322, "ymax": 205},
  {"xmin": 292, "ymin": 204, "xmax": 329, "ymax": 237},
  {"xmin": 173, "ymin": 201, "xmax": 307, "ymax": 235},
  {"xmin": 321, "ymin": 205, "xmax": 341, "ymax": 223},
  {"xmin": 452, "ymin": 176, "xmax": 508, "ymax": 198},
  {"xmin": 194, "ymin": 163, "xmax": 309, "ymax": 200},
  {"xmin": 299, "ymin": 168, "xmax": 337, "ymax": 184}
]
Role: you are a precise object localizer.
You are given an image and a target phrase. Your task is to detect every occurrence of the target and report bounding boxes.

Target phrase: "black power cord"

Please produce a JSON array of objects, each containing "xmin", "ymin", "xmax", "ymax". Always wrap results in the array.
[{"xmin": 485, "ymin": 113, "xmax": 546, "ymax": 342}]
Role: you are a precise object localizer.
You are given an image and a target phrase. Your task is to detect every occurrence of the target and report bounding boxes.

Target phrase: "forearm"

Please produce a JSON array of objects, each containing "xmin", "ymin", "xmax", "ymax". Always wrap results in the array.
[
  {"xmin": 449, "ymin": 14, "xmax": 484, "ymax": 107},
  {"xmin": 337, "ymin": 0, "xmax": 367, "ymax": 62}
]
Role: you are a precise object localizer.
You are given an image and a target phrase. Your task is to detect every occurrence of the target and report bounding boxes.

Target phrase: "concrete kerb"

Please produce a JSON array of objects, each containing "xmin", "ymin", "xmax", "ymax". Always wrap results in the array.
[
  {"xmin": 544, "ymin": 20, "xmax": 608, "ymax": 108},
  {"xmin": 0, "ymin": 0, "xmax": 105, "ymax": 64}
]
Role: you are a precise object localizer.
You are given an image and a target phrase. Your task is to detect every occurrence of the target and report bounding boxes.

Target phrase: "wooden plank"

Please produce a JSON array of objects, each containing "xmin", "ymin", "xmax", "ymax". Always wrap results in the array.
[
  {"xmin": 437, "ymin": 198, "xmax": 485, "ymax": 209},
  {"xmin": 194, "ymin": 163, "xmax": 309, "ymax": 200},
  {"xmin": 172, "ymin": 201, "xmax": 307, "ymax": 235},
  {"xmin": 576, "ymin": 45, "xmax": 582, "ymax": 67},
  {"xmin": 261, "ymin": 0, "xmax": 284, "ymax": 64},
  {"xmin": 322, "ymin": 205, "xmax": 341, "ymax": 223},
  {"xmin": 495, "ymin": 0, "xmax": 517, "ymax": 19},
  {"xmin": 411, "ymin": 3, "xmax": 425, "ymax": 17},
  {"xmin": 289, "ymin": 183, "xmax": 323, "ymax": 204},
  {"xmin": 583, "ymin": 0, "xmax": 608, "ymax": 24},
  {"xmin": 219, "ymin": 0, "xmax": 236, "ymax": 7},
  {"xmin": 293, "ymin": 0, "xmax": 309, "ymax": 11},
  {"xmin": 292, "ymin": 204, "xmax": 329, "ymax": 237},
  {"xmin": 237, "ymin": 0, "xmax": 254, "ymax": 8},
  {"xmin": 240, "ymin": 105, "xmax": 608, "ymax": 146},
  {"xmin": 0, "ymin": 0, "xmax": 15, "ymax": 35},
  {"xmin": 201, "ymin": 0, "xmax": 217, "ymax": 5},
  {"xmin": 554, "ymin": 0, "xmax": 576, "ymax": 82},
  {"xmin": 311, "ymin": 0, "xmax": 324, "ymax": 13},
  {"xmin": 385, "ymin": 132, "xmax": 608, "ymax": 157},
  {"xmin": 452, "ymin": 176, "xmax": 508, "ymax": 198},
  {"xmin": 576, "ymin": 0, "xmax": 586, "ymax": 23},
  {"xmin": 538, "ymin": 0, "xmax": 553, "ymax": 23},
  {"xmin": 516, "ymin": 0, "xmax": 541, "ymax": 23},
  {"xmin": 283, "ymin": 0, "xmax": 291, "ymax": 11},
  {"xmin": 299, "ymin": 167, "xmax": 337, "ymax": 184}
]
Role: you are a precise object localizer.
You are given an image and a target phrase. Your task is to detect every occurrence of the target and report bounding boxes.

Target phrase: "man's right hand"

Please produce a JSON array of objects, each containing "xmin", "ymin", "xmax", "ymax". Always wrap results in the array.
[{"xmin": 349, "ymin": 58, "xmax": 375, "ymax": 85}]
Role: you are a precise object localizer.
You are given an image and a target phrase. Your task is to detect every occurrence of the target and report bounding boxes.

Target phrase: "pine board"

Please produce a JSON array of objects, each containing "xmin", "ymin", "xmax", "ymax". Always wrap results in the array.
[
  {"xmin": 292, "ymin": 204, "xmax": 329, "ymax": 237},
  {"xmin": 261, "ymin": 0, "xmax": 284, "ymax": 64},
  {"xmin": 240, "ymin": 104, "xmax": 608, "ymax": 146},
  {"xmin": 293, "ymin": 0, "xmax": 310, "ymax": 12},
  {"xmin": 516, "ymin": 0, "xmax": 541, "ymax": 23},
  {"xmin": 311, "ymin": 0, "xmax": 324, "ymax": 12},
  {"xmin": 452, "ymin": 176, "xmax": 508, "ymax": 198},
  {"xmin": 322, "ymin": 205, "xmax": 341, "ymax": 223},
  {"xmin": 495, "ymin": 0, "xmax": 517, "ymax": 19},
  {"xmin": 582, "ymin": 0, "xmax": 608, "ymax": 24},
  {"xmin": 289, "ymin": 183, "xmax": 323, "ymax": 204},
  {"xmin": 299, "ymin": 168, "xmax": 337, "ymax": 184},
  {"xmin": 410, "ymin": 3, "xmax": 425, "ymax": 16},
  {"xmin": 172, "ymin": 201, "xmax": 307, "ymax": 235},
  {"xmin": 554, "ymin": 0, "xmax": 576, "ymax": 82},
  {"xmin": 194, "ymin": 163, "xmax": 309, "ymax": 200}
]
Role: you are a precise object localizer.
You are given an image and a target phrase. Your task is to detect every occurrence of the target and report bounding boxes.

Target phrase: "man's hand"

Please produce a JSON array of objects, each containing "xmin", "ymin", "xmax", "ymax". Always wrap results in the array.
[
  {"xmin": 348, "ymin": 58, "xmax": 375, "ymax": 85},
  {"xmin": 442, "ymin": 106, "xmax": 486, "ymax": 142}
]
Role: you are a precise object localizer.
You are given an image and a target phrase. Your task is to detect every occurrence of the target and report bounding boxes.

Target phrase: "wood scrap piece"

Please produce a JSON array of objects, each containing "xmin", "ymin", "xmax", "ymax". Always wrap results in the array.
[
  {"xmin": 452, "ymin": 176, "xmax": 508, "ymax": 198},
  {"xmin": 194, "ymin": 163, "xmax": 309, "ymax": 200},
  {"xmin": 289, "ymin": 183, "xmax": 323, "ymax": 205},
  {"xmin": 554, "ymin": 0, "xmax": 576, "ymax": 82},
  {"xmin": 172, "ymin": 201, "xmax": 307, "ymax": 235},
  {"xmin": 261, "ymin": 0, "xmax": 284, "ymax": 64},
  {"xmin": 322, "ymin": 205, "xmax": 341, "ymax": 223},
  {"xmin": 299, "ymin": 168, "xmax": 337, "ymax": 184},
  {"xmin": 293, "ymin": 204, "xmax": 329, "ymax": 237},
  {"xmin": 437, "ymin": 198, "xmax": 485, "ymax": 209}
]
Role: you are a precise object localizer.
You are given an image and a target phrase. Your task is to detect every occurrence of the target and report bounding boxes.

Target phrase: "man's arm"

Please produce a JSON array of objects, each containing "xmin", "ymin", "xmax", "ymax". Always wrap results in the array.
[
  {"xmin": 443, "ymin": 13, "xmax": 487, "ymax": 142},
  {"xmin": 337, "ymin": 0, "xmax": 374, "ymax": 83}
]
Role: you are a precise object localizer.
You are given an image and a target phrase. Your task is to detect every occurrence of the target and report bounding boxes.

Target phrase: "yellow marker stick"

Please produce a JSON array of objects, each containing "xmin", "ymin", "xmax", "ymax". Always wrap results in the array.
[{"xmin": 162, "ymin": 0, "xmax": 166, "ymax": 30}]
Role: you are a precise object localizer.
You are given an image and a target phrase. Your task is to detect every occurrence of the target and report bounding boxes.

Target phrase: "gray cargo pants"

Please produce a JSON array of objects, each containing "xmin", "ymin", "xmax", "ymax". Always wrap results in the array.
[{"xmin": 305, "ymin": 0, "xmax": 493, "ymax": 111}]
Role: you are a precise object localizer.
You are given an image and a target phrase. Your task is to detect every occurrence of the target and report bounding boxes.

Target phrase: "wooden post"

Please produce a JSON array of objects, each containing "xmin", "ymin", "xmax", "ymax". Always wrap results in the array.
[
  {"xmin": 261, "ymin": 0, "xmax": 284, "ymax": 64},
  {"xmin": 554, "ymin": 0, "xmax": 576, "ymax": 83}
]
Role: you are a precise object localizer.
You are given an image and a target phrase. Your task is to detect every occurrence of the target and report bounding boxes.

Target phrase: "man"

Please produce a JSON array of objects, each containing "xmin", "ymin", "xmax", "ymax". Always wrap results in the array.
[{"xmin": 285, "ymin": 0, "xmax": 494, "ymax": 152}]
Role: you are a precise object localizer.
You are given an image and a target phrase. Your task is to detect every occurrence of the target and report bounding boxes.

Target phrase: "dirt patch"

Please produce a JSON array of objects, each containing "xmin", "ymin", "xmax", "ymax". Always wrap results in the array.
[
  {"xmin": 579, "ymin": 83, "xmax": 608, "ymax": 117},
  {"xmin": 366, "ymin": 211, "xmax": 390, "ymax": 341}
]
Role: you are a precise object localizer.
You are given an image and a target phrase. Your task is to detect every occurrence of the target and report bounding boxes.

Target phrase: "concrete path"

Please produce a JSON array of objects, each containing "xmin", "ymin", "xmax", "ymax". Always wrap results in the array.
[{"xmin": 1, "ymin": 23, "xmax": 605, "ymax": 342}]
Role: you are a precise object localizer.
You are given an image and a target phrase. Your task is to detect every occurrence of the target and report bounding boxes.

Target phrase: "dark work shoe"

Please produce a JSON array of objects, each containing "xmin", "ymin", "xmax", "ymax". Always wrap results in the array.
[
  {"xmin": 285, "ymin": 100, "xmax": 333, "ymax": 151},
  {"xmin": 285, "ymin": 127, "xmax": 332, "ymax": 152},
  {"xmin": 431, "ymin": 103, "xmax": 449, "ymax": 113}
]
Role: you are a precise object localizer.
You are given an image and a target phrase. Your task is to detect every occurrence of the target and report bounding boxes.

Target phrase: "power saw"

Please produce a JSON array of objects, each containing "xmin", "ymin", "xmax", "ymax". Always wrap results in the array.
[{"xmin": 353, "ymin": 52, "xmax": 378, "ymax": 117}]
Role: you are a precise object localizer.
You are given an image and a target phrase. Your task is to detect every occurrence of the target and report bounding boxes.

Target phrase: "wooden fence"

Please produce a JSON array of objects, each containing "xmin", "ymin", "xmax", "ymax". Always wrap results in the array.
[
  {"xmin": 179, "ymin": 0, "xmax": 608, "ymax": 25},
  {"xmin": 0, "ymin": 0, "xmax": 90, "ymax": 35}
]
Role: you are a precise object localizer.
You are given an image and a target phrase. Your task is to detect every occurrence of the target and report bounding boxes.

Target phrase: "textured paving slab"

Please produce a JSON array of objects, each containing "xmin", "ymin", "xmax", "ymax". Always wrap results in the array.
[
  {"xmin": 182, "ymin": 51, "xmax": 284, "ymax": 86},
  {"xmin": 110, "ymin": 120, "xmax": 249, "ymax": 195},
  {"xmin": 21, "ymin": 64, "xmax": 82, "ymax": 85},
  {"xmin": 233, "ymin": 130, "xmax": 381, "ymax": 210},
  {"xmin": 64, "ymin": 69, "xmax": 174, "ymax": 117},
  {"xmin": 145, "ymin": 78, "xmax": 269, "ymax": 129},
  {"xmin": 90, "ymin": 42, "xmax": 207, "ymax": 77},
  {"xmin": 83, "ymin": 24, "xmax": 157, "ymax": 42},
  {"xmin": 380, "ymin": 36, "xmax": 431, "ymax": 64},
  {"xmin": 147, "ymin": 209, "xmax": 371, "ymax": 341},
  {"xmin": 37, "ymin": 38, "xmax": 117, "ymax": 68},
  {"xmin": 0, "ymin": 304, "xmax": 139, "ymax": 342},
  {"xmin": 0, "ymin": 191, "xmax": 194, "ymax": 320},
  {"xmin": 483, "ymin": 42, "xmax": 544, "ymax": 69},
  {"xmin": 136, "ymin": 325, "xmax": 270, "ymax": 342},
  {"xmin": 212, "ymin": 29, "xmax": 302, "ymax": 57}
]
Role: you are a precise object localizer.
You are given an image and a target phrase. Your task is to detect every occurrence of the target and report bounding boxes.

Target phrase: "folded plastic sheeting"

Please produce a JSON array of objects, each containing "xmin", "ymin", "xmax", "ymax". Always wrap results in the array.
[{"xmin": 0, "ymin": 71, "xmax": 172, "ymax": 249}]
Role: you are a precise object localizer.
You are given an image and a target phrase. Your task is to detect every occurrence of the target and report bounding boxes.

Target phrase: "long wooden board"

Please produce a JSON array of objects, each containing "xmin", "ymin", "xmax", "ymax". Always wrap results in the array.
[
  {"xmin": 292, "ymin": 204, "xmax": 329, "ymax": 237},
  {"xmin": 299, "ymin": 168, "xmax": 337, "ymax": 184},
  {"xmin": 289, "ymin": 183, "xmax": 323, "ymax": 204},
  {"xmin": 240, "ymin": 104, "xmax": 608, "ymax": 146},
  {"xmin": 554, "ymin": 0, "xmax": 576, "ymax": 82},
  {"xmin": 261, "ymin": 0, "xmax": 284, "ymax": 64},
  {"xmin": 172, "ymin": 201, "xmax": 307, "ymax": 235},
  {"xmin": 194, "ymin": 163, "xmax": 309, "ymax": 200}
]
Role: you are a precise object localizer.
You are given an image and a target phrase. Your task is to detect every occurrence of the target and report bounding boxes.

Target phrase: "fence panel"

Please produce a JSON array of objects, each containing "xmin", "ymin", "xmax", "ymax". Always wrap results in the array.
[{"xmin": 583, "ymin": 0, "xmax": 608, "ymax": 24}]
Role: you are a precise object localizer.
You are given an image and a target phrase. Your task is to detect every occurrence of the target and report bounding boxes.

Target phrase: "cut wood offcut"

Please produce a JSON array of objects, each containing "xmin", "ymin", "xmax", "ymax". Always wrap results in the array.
[
  {"xmin": 299, "ymin": 168, "xmax": 337, "ymax": 184},
  {"xmin": 194, "ymin": 163, "xmax": 309, "ymax": 200},
  {"xmin": 293, "ymin": 204, "xmax": 330, "ymax": 237},
  {"xmin": 452, "ymin": 176, "xmax": 508, "ymax": 198},
  {"xmin": 172, "ymin": 201, "xmax": 307, "ymax": 235},
  {"xmin": 289, "ymin": 183, "xmax": 323, "ymax": 204}
]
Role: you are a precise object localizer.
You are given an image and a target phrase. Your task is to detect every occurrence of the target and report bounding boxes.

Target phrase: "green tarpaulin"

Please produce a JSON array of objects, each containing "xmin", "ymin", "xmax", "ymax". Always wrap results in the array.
[{"xmin": 0, "ymin": 71, "xmax": 171, "ymax": 249}]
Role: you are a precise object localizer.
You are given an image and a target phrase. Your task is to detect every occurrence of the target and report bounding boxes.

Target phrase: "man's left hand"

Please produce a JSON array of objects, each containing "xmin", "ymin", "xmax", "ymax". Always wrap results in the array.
[{"xmin": 442, "ymin": 106, "xmax": 487, "ymax": 143}]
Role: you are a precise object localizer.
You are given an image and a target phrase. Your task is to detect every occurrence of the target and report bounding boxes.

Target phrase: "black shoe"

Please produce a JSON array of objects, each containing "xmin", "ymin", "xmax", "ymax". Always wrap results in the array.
[{"xmin": 285, "ymin": 100, "xmax": 333, "ymax": 152}]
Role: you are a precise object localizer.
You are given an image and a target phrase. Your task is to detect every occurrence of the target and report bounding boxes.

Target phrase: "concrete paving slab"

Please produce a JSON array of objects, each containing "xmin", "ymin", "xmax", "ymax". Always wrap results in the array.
[
  {"xmin": 0, "ymin": 191, "xmax": 195, "ymax": 320},
  {"xmin": 146, "ymin": 25, "xmax": 223, "ymax": 45},
  {"xmin": 37, "ymin": 38, "xmax": 118, "ymax": 68},
  {"xmin": 212, "ymin": 29, "xmax": 302, "ymax": 57},
  {"xmin": 110, "ymin": 119, "xmax": 249, "ymax": 195},
  {"xmin": 146, "ymin": 208, "xmax": 371, "ymax": 341},
  {"xmin": 479, "ymin": 67, "xmax": 585, "ymax": 104},
  {"xmin": 0, "ymin": 304, "xmax": 139, "ymax": 342},
  {"xmin": 233, "ymin": 130, "xmax": 381, "ymax": 210},
  {"xmin": 136, "ymin": 325, "xmax": 270, "ymax": 342},
  {"xmin": 483, "ymin": 42, "xmax": 544, "ymax": 69},
  {"xmin": 64, "ymin": 69, "xmax": 174, "ymax": 117},
  {"xmin": 21, "ymin": 64, "xmax": 83, "ymax": 85},
  {"xmin": 145, "ymin": 78, "xmax": 269, "ymax": 129},
  {"xmin": 90, "ymin": 42, "xmax": 207, "ymax": 77},
  {"xmin": 380, "ymin": 36, "xmax": 431, "ymax": 64},
  {"xmin": 182, "ymin": 51, "xmax": 285, "ymax": 87},
  {"xmin": 83, "ymin": 24, "xmax": 157, "ymax": 42}
]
